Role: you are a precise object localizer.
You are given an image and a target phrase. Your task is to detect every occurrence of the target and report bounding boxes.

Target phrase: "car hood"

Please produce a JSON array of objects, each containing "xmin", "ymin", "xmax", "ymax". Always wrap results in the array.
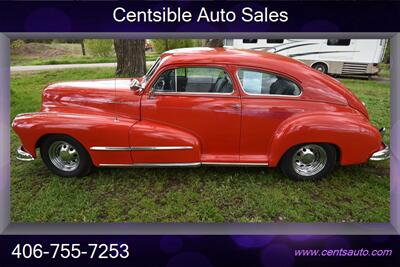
[
  {"xmin": 41, "ymin": 78, "xmax": 141, "ymax": 114},
  {"xmin": 44, "ymin": 78, "xmax": 135, "ymax": 93}
]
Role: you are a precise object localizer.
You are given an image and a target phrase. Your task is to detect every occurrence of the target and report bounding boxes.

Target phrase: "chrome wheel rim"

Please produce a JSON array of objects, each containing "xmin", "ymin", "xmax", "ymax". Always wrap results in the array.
[
  {"xmin": 292, "ymin": 144, "xmax": 327, "ymax": 177},
  {"xmin": 48, "ymin": 141, "xmax": 80, "ymax": 172}
]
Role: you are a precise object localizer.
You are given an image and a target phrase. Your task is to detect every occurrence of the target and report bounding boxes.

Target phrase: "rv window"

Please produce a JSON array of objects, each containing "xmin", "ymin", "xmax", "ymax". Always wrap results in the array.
[
  {"xmin": 267, "ymin": 39, "xmax": 284, "ymax": 44},
  {"xmin": 225, "ymin": 39, "xmax": 234, "ymax": 46},
  {"xmin": 243, "ymin": 39, "xmax": 258, "ymax": 44},
  {"xmin": 237, "ymin": 69, "xmax": 301, "ymax": 96},
  {"xmin": 327, "ymin": 39, "xmax": 351, "ymax": 46}
]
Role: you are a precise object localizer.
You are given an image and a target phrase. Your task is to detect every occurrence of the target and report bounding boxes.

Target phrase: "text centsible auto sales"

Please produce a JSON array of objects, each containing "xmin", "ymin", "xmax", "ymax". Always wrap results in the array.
[{"xmin": 113, "ymin": 7, "xmax": 289, "ymax": 23}]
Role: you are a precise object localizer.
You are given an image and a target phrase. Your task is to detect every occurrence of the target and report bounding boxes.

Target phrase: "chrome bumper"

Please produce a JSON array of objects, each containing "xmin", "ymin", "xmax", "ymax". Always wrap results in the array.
[
  {"xmin": 369, "ymin": 144, "xmax": 390, "ymax": 161},
  {"xmin": 16, "ymin": 146, "xmax": 35, "ymax": 161},
  {"xmin": 369, "ymin": 127, "xmax": 390, "ymax": 161}
]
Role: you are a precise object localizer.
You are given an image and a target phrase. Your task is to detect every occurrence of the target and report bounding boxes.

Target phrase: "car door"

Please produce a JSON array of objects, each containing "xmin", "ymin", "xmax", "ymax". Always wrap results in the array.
[
  {"xmin": 234, "ymin": 67, "xmax": 303, "ymax": 164},
  {"xmin": 139, "ymin": 65, "xmax": 241, "ymax": 163}
]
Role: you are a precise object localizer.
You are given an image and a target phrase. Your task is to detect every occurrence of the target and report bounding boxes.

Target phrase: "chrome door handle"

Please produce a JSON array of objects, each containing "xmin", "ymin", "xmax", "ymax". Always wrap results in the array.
[{"xmin": 232, "ymin": 103, "xmax": 241, "ymax": 109}]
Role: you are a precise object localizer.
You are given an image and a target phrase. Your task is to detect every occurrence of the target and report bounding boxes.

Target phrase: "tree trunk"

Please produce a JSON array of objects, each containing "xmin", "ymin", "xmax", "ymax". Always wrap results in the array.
[
  {"xmin": 114, "ymin": 39, "xmax": 146, "ymax": 77},
  {"xmin": 165, "ymin": 39, "xmax": 169, "ymax": 50},
  {"xmin": 80, "ymin": 40, "xmax": 86, "ymax": 56},
  {"xmin": 206, "ymin": 39, "xmax": 224, "ymax": 48}
]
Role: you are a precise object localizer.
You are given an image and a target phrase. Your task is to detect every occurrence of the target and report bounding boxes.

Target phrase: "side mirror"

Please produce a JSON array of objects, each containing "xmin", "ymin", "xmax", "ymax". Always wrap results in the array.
[{"xmin": 130, "ymin": 79, "xmax": 143, "ymax": 92}]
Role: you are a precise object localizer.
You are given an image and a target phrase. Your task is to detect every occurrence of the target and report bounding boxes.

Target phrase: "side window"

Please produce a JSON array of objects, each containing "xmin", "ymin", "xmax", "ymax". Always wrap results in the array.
[
  {"xmin": 153, "ymin": 67, "xmax": 233, "ymax": 94},
  {"xmin": 327, "ymin": 39, "xmax": 351, "ymax": 46},
  {"xmin": 267, "ymin": 39, "xmax": 284, "ymax": 44},
  {"xmin": 153, "ymin": 69, "xmax": 176, "ymax": 92},
  {"xmin": 237, "ymin": 69, "xmax": 301, "ymax": 96},
  {"xmin": 243, "ymin": 39, "xmax": 258, "ymax": 44}
]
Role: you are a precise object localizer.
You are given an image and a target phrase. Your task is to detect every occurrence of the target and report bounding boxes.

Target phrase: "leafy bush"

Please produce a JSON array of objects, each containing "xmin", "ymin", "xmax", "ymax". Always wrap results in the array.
[
  {"xmin": 11, "ymin": 40, "xmax": 24, "ymax": 50},
  {"xmin": 84, "ymin": 39, "xmax": 114, "ymax": 57},
  {"xmin": 150, "ymin": 39, "xmax": 203, "ymax": 53},
  {"xmin": 383, "ymin": 39, "xmax": 390, "ymax": 64}
]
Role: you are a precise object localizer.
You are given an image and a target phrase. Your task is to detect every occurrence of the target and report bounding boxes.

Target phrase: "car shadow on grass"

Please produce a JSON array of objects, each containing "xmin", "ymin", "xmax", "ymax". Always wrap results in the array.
[{"xmin": 11, "ymin": 158, "xmax": 390, "ymax": 223}]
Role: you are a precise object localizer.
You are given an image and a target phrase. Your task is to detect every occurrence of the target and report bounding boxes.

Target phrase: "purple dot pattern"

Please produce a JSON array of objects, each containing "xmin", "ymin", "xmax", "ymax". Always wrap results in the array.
[{"xmin": 232, "ymin": 236, "xmax": 274, "ymax": 248}]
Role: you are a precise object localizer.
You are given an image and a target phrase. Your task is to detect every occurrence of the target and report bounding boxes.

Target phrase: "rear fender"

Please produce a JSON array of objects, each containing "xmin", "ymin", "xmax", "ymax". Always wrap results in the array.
[{"xmin": 268, "ymin": 112, "xmax": 382, "ymax": 166}]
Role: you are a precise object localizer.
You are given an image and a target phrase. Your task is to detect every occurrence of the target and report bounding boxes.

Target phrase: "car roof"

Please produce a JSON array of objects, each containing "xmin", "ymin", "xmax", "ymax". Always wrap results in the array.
[{"xmin": 160, "ymin": 47, "xmax": 310, "ymax": 78}]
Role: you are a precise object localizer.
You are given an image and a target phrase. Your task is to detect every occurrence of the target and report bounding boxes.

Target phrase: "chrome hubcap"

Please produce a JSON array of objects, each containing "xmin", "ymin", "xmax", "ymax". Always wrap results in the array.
[
  {"xmin": 48, "ymin": 141, "xmax": 80, "ymax": 172},
  {"xmin": 292, "ymin": 144, "xmax": 327, "ymax": 177}
]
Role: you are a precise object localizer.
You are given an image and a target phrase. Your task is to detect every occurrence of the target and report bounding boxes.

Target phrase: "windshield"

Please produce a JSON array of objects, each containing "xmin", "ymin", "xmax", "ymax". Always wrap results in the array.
[{"xmin": 142, "ymin": 57, "xmax": 161, "ymax": 87}]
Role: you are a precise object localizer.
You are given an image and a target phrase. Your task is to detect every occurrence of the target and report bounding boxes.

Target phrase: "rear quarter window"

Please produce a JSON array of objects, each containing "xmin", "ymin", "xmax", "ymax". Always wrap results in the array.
[{"xmin": 237, "ymin": 69, "xmax": 301, "ymax": 96}]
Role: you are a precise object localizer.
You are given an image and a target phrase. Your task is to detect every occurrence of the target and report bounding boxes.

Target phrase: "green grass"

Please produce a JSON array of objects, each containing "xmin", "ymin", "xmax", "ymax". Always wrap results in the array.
[
  {"xmin": 10, "ymin": 69, "xmax": 390, "ymax": 223},
  {"xmin": 378, "ymin": 63, "xmax": 390, "ymax": 78},
  {"xmin": 11, "ymin": 53, "xmax": 159, "ymax": 66},
  {"xmin": 11, "ymin": 55, "xmax": 117, "ymax": 66}
]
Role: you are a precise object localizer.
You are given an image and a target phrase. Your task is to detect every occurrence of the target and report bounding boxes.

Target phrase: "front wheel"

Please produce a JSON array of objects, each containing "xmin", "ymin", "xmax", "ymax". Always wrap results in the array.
[
  {"xmin": 279, "ymin": 143, "xmax": 337, "ymax": 181},
  {"xmin": 40, "ymin": 135, "xmax": 93, "ymax": 177}
]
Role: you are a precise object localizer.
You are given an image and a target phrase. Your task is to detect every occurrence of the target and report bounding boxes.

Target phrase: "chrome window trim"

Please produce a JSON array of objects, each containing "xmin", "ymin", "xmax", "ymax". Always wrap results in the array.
[
  {"xmin": 142, "ymin": 57, "xmax": 161, "ymax": 87},
  {"xmin": 174, "ymin": 68, "xmax": 177, "ymax": 92},
  {"xmin": 235, "ymin": 68, "xmax": 303, "ymax": 98},
  {"xmin": 150, "ymin": 66, "xmax": 235, "ymax": 96},
  {"xmin": 91, "ymin": 146, "xmax": 193, "ymax": 151},
  {"xmin": 153, "ymin": 91, "xmax": 234, "ymax": 96}
]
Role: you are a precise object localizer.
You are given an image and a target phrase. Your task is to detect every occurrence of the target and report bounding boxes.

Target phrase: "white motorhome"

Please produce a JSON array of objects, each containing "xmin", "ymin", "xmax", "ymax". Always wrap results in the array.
[{"xmin": 224, "ymin": 39, "xmax": 387, "ymax": 76}]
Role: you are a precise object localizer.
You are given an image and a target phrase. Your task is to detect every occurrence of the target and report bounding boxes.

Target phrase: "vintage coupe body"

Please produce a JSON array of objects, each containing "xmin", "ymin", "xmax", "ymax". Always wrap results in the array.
[{"xmin": 13, "ymin": 47, "xmax": 389, "ymax": 180}]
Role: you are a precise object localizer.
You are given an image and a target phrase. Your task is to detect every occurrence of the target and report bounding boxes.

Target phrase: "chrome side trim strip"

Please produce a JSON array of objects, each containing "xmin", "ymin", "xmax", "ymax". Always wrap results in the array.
[
  {"xmin": 131, "ymin": 146, "xmax": 193, "ymax": 151},
  {"xmin": 99, "ymin": 162, "xmax": 201, "ymax": 167},
  {"xmin": 91, "ymin": 146, "xmax": 193, "ymax": 151},
  {"xmin": 16, "ymin": 145, "xmax": 35, "ymax": 161},
  {"xmin": 202, "ymin": 162, "xmax": 269, "ymax": 167},
  {"xmin": 99, "ymin": 162, "xmax": 268, "ymax": 168},
  {"xmin": 91, "ymin": 146, "xmax": 132, "ymax": 151}
]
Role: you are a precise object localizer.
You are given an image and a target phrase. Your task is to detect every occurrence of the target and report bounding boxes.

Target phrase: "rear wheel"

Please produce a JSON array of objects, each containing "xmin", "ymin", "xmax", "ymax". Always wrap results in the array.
[
  {"xmin": 312, "ymin": 62, "xmax": 328, "ymax": 74},
  {"xmin": 279, "ymin": 143, "xmax": 336, "ymax": 181},
  {"xmin": 40, "ymin": 135, "xmax": 92, "ymax": 177}
]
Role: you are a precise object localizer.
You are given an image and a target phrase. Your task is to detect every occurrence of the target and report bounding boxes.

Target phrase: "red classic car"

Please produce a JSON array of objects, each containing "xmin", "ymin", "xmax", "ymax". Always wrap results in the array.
[{"xmin": 13, "ymin": 47, "xmax": 389, "ymax": 180}]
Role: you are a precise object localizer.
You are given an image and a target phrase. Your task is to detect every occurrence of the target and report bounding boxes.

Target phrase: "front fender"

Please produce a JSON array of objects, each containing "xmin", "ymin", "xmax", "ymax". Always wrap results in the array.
[
  {"xmin": 267, "ymin": 112, "xmax": 382, "ymax": 166},
  {"xmin": 12, "ymin": 112, "xmax": 136, "ymax": 165}
]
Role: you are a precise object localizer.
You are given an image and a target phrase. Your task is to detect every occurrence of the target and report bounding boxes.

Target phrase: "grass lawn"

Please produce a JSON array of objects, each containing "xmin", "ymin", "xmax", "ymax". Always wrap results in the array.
[
  {"xmin": 10, "ymin": 68, "xmax": 390, "ymax": 223},
  {"xmin": 11, "ymin": 53, "xmax": 159, "ymax": 66},
  {"xmin": 378, "ymin": 63, "xmax": 390, "ymax": 78},
  {"xmin": 11, "ymin": 55, "xmax": 117, "ymax": 66},
  {"xmin": 11, "ymin": 42, "xmax": 160, "ymax": 66}
]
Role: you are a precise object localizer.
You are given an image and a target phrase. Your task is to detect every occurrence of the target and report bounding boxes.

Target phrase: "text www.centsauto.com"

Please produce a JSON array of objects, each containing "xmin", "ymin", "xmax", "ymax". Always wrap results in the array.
[{"xmin": 295, "ymin": 248, "xmax": 392, "ymax": 257}]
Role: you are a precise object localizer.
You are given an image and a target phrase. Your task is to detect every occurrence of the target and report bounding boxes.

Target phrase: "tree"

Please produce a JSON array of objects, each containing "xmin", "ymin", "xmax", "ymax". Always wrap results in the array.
[
  {"xmin": 151, "ymin": 39, "xmax": 201, "ymax": 54},
  {"xmin": 85, "ymin": 39, "xmax": 113, "ymax": 57},
  {"xmin": 206, "ymin": 39, "xmax": 224, "ymax": 47},
  {"xmin": 114, "ymin": 40, "xmax": 146, "ymax": 77},
  {"xmin": 80, "ymin": 40, "xmax": 86, "ymax": 56}
]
